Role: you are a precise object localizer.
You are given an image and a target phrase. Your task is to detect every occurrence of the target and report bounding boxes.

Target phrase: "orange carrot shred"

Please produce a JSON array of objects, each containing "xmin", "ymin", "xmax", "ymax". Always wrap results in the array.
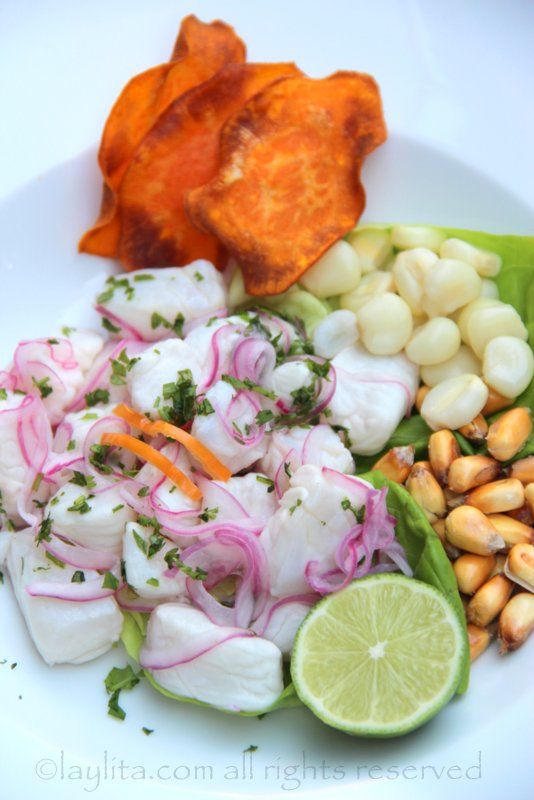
[
  {"xmin": 112, "ymin": 404, "xmax": 231, "ymax": 481},
  {"xmin": 100, "ymin": 431, "xmax": 202, "ymax": 501}
]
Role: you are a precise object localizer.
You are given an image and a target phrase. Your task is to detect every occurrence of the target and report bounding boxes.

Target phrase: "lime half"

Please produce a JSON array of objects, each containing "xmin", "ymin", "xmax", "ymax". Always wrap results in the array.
[{"xmin": 291, "ymin": 574, "xmax": 467, "ymax": 737}]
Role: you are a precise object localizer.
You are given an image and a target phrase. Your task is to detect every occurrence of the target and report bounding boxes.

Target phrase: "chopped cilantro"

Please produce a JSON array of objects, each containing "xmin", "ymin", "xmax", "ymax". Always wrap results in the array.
[
  {"xmin": 283, "ymin": 462, "xmax": 292, "ymax": 479},
  {"xmin": 61, "ymin": 326, "xmax": 75, "ymax": 337},
  {"xmin": 256, "ymin": 475, "xmax": 275, "ymax": 493},
  {"xmin": 36, "ymin": 516, "xmax": 52, "ymax": 543},
  {"xmin": 221, "ymin": 374, "xmax": 276, "ymax": 400},
  {"xmin": 142, "ymin": 727, "xmax": 154, "ymax": 735},
  {"xmin": 32, "ymin": 376, "xmax": 53, "ymax": 398},
  {"xmin": 0, "ymin": 388, "xmax": 7, "ymax": 400},
  {"xmin": 101, "ymin": 317, "xmax": 121, "ymax": 334},
  {"xmin": 104, "ymin": 664, "xmax": 141, "ymax": 721},
  {"xmin": 196, "ymin": 397, "xmax": 214, "ymax": 416},
  {"xmin": 289, "ymin": 498, "xmax": 302, "ymax": 515},
  {"xmin": 160, "ymin": 369, "xmax": 197, "ymax": 427},
  {"xmin": 341, "ymin": 497, "xmax": 365, "ymax": 523},
  {"xmin": 164, "ymin": 549, "xmax": 207, "ymax": 581},
  {"xmin": 146, "ymin": 577, "xmax": 159, "ymax": 587},
  {"xmin": 71, "ymin": 570, "xmax": 85, "ymax": 583},
  {"xmin": 256, "ymin": 409, "xmax": 275, "ymax": 426},
  {"xmin": 194, "ymin": 271, "xmax": 204, "ymax": 282},
  {"xmin": 112, "ymin": 504, "xmax": 124, "ymax": 514},
  {"xmin": 67, "ymin": 495, "xmax": 92, "ymax": 515},
  {"xmin": 137, "ymin": 486, "xmax": 149, "ymax": 497},
  {"xmin": 69, "ymin": 471, "xmax": 96, "ymax": 489},
  {"xmin": 66, "ymin": 439, "xmax": 76, "ymax": 451},
  {"xmin": 32, "ymin": 472, "xmax": 43, "ymax": 492},
  {"xmin": 133, "ymin": 274, "xmax": 155, "ymax": 282},
  {"xmin": 45, "ymin": 551, "xmax": 65, "ymax": 568},
  {"xmin": 85, "ymin": 388, "xmax": 110, "ymax": 406},
  {"xmin": 150, "ymin": 312, "xmax": 185, "ymax": 337},
  {"xmin": 102, "ymin": 572, "xmax": 119, "ymax": 590},
  {"xmin": 110, "ymin": 348, "xmax": 140, "ymax": 386},
  {"xmin": 198, "ymin": 507, "xmax": 218, "ymax": 523},
  {"xmin": 97, "ymin": 276, "xmax": 134, "ymax": 305},
  {"xmin": 244, "ymin": 745, "xmax": 258, "ymax": 753}
]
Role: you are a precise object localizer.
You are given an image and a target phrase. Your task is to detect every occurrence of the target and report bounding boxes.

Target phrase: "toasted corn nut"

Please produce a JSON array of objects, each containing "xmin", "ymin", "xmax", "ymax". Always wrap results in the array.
[
  {"xmin": 415, "ymin": 385, "xmax": 430, "ymax": 413},
  {"xmin": 509, "ymin": 456, "xmax": 534, "ymax": 486},
  {"xmin": 498, "ymin": 593, "xmax": 534, "ymax": 652},
  {"xmin": 406, "ymin": 462, "xmax": 446, "ymax": 523},
  {"xmin": 447, "ymin": 455, "xmax": 500, "ymax": 494},
  {"xmin": 486, "ymin": 407, "xmax": 532, "ymax": 462},
  {"xmin": 453, "ymin": 553, "xmax": 496, "ymax": 595},
  {"xmin": 525, "ymin": 483, "xmax": 534, "ymax": 517},
  {"xmin": 445, "ymin": 505, "xmax": 505, "ymax": 555},
  {"xmin": 467, "ymin": 623, "xmax": 492, "ymax": 661},
  {"xmin": 504, "ymin": 543, "xmax": 534, "ymax": 592},
  {"xmin": 466, "ymin": 478, "xmax": 524, "ymax": 514},
  {"xmin": 489, "ymin": 553, "xmax": 507, "ymax": 578},
  {"xmin": 482, "ymin": 386, "xmax": 514, "ymax": 416},
  {"xmin": 428, "ymin": 429, "xmax": 461, "ymax": 486},
  {"xmin": 458, "ymin": 414, "xmax": 488, "ymax": 445},
  {"xmin": 486, "ymin": 514, "xmax": 534, "ymax": 550},
  {"xmin": 432, "ymin": 519, "xmax": 461, "ymax": 559},
  {"xmin": 373, "ymin": 445, "xmax": 415, "ymax": 483},
  {"xmin": 507, "ymin": 503, "xmax": 534, "ymax": 527},
  {"xmin": 444, "ymin": 487, "xmax": 466, "ymax": 510},
  {"xmin": 466, "ymin": 574, "xmax": 514, "ymax": 626}
]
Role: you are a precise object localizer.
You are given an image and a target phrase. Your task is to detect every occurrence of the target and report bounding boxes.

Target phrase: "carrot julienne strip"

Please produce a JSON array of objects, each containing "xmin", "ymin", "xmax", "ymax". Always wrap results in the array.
[
  {"xmin": 112, "ymin": 403, "xmax": 231, "ymax": 481},
  {"xmin": 100, "ymin": 431, "xmax": 202, "ymax": 501}
]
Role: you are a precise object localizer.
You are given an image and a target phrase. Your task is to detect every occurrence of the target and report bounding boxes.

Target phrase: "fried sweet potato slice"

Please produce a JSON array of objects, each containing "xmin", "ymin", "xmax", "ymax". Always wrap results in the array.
[
  {"xmin": 117, "ymin": 61, "xmax": 301, "ymax": 271},
  {"xmin": 79, "ymin": 15, "xmax": 245, "ymax": 257},
  {"xmin": 186, "ymin": 71, "xmax": 386, "ymax": 295}
]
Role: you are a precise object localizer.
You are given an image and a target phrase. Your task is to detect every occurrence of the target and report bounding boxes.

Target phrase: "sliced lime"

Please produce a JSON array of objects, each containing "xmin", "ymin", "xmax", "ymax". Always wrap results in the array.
[{"xmin": 291, "ymin": 573, "xmax": 467, "ymax": 737}]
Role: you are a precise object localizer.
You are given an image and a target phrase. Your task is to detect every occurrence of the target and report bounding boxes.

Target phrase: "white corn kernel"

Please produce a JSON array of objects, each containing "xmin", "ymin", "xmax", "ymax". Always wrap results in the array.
[
  {"xmin": 300, "ymin": 240, "xmax": 361, "ymax": 298},
  {"xmin": 440, "ymin": 238, "xmax": 502, "ymax": 278},
  {"xmin": 483, "ymin": 336, "xmax": 534, "ymax": 399},
  {"xmin": 405, "ymin": 317, "xmax": 460, "ymax": 366},
  {"xmin": 391, "ymin": 225, "xmax": 446, "ymax": 253},
  {"xmin": 421, "ymin": 374, "xmax": 488, "ymax": 431},
  {"xmin": 312, "ymin": 310, "xmax": 359, "ymax": 359},
  {"xmin": 339, "ymin": 271, "xmax": 394, "ymax": 313},
  {"xmin": 467, "ymin": 304, "xmax": 528, "ymax": 358},
  {"xmin": 346, "ymin": 228, "xmax": 392, "ymax": 273},
  {"xmin": 392, "ymin": 247, "xmax": 438, "ymax": 314},
  {"xmin": 479, "ymin": 279, "xmax": 499, "ymax": 300},
  {"xmin": 421, "ymin": 345, "xmax": 481, "ymax": 388},
  {"xmin": 423, "ymin": 259, "xmax": 482, "ymax": 315},
  {"xmin": 456, "ymin": 298, "xmax": 500, "ymax": 345},
  {"xmin": 357, "ymin": 292, "xmax": 413, "ymax": 356}
]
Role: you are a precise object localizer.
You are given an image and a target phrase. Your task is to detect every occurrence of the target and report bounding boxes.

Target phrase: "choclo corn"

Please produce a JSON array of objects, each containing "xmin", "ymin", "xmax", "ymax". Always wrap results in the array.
[
  {"xmin": 467, "ymin": 303, "xmax": 528, "ymax": 359},
  {"xmin": 312, "ymin": 310, "xmax": 359, "ymax": 359},
  {"xmin": 467, "ymin": 478, "xmax": 524, "ymax": 515},
  {"xmin": 457, "ymin": 298, "xmax": 500, "ymax": 346},
  {"xmin": 405, "ymin": 462, "xmax": 446, "ymax": 523},
  {"xmin": 486, "ymin": 514, "xmax": 534, "ymax": 549},
  {"xmin": 445, "ymin": 505, "xmax": 505, "ymax": 555},
  {"xmin": 357, "ymin": 292, "xmax": 413, "ymax": 356},
  {"xmin": 428, "ymin": 429, "xmax": 461, "ymax": 485},
  {"xmin": 432, "ymin": 518, "xmax": 461, "ymax": 559},
  {"xmin": 420, "ymin": 374, "xmax": 488, "ymax": 432},
  {"xmin": 439, "ymin": 238, "xmax": 502, "ymax": 278},
  {"xmin": 524, "ymin": 483, "xmax": 534, "ymax": 517},
  {"xmin": 482, "ymin": 386, "xmax": 514, "ymax": 416},
  {"xmin": 392, "ymin": 247, "xmax": 437, "ymax": 314},
  {"xmin": 373, "ymin": 445, "xmax": 415, "ymax": 483},
  {"xmin": 453, "ymin": 553, "xmax": 496, "ymax": 595},
  {"xmin": 479, "ymin": 279, "xmax": 500, "ymax": 300},
  {"xmin": 405, "ymin": 317, "xmax": 461, "ymax": 366},
  {"xmin": 339, "ymin": 270, "xmax": 394, "ymax": 313},
  {"xmin": 423, "ymin": 258, "xmax": 482, "ymax": 315},
  {"xmin": 415, "ymin": 385, "xmax": 430, "ymax": 413},
  {"xmin": 300, "ymin": 240, "xmax": 361, "ymax": 298},
  {"xmin": 489, "ymin": 553, "xmax": 507, "ymax": 578},
  {"xmin": 466, "ymin": 574, "xmax": 514, "ymax": 627},
  {"xmin": 504, "ymin": 543, "xmax": 534, "ymax": 592},
  {"xmin": 498, "ymin": 593, "xmax": 534, "ymax": 652},
  {"xmin": 391, "ymin": 225, "xmax": 446, "ymax": 253},
  {"xmin": 421, "ymin": 345, "xmax": 481, "ymax": 388},
  {"xmin": 346, "ymin": 228, "xmax": 392, "ymax": 273},
  {"xmin": 467, "ymin": 623, "xmax": 492, "ymax": 661},
  {"xmin": 486, "ymin": 407, "xmax": 532, "ymax": 462},
  {"xmin": 483, "ymin": 336, "xmax": 534, "ymax": 399},
  {"xmin": 457, "ymin": 414, "xmax": 488, "ymax": 445},
  {"xmin": 509, "ymin": 456, "xmax": 534, "ymax": 485},
  {"xmin": 447, "ymin": 455, "xmax": 500, "ymax": 494}
]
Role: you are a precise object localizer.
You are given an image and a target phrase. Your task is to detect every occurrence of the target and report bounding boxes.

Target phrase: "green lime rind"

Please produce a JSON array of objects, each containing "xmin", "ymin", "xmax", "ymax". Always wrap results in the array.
[{"xmin": 291, "ymin": 574, "xmax": 467, "ymax": 738}]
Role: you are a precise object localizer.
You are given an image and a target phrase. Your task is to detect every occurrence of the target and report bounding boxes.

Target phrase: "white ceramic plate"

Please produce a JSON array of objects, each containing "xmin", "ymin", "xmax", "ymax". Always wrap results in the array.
[{"xmin": 1, "ymin": 138, "xmax": 533, "ymax": 800}]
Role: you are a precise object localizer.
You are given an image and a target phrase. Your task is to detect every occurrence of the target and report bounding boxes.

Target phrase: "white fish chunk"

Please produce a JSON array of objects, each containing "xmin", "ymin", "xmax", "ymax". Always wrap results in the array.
[
  {"xmin": 251, "ymin": 597, "xmax": 312, "ymax": 657},
  {"xmin": 97, "ymin": 262, "xmax": 226, "ymax": 342},
  {"xmin": 258, "ymin": 424, "xmax": 354, "ymax": 481},
  {"xmin": 64, "ymin": 328, "xmax": 105, "ymax": 373},
  {"xmin": 323, "ymin": 343, "xmax": 419, "ymax": 455},
  {"xmin": 191, "ymin": 381, "xmax": 268, "ymax": 475},
  {"xmin": 6, "ymin": 531, "xmax": 123, "ymax": 665},
  {"xmin": 200, "ymin": 472, "xmax": 277, "ymax": 525},
  {"xmin": 260, "ymin": 464, "xmax": 371, "ymax": 596},
  {"xmin": 142, "ymin": 603, "xmax": 283, "ymax": 712},
  {"xmin": 45, "ymin": 482, "xmax": 135, "ymax": 554},
  {"xmin": 122, "ymin": 522, "xmax": 187, "ymax": 600},
  {"xmin": 127, "ymin": 339, "xmax": 202, "ymax": 419}
]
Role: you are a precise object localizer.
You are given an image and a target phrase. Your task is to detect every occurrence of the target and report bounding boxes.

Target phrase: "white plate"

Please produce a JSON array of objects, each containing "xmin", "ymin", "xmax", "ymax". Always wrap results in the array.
[{"xmin": 1, "ymin": 138, "xmax": 533, "ymax": 800}]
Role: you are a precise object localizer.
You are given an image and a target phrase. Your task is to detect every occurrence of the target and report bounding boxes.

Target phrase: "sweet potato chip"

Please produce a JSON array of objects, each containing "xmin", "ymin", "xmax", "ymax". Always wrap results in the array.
[
  {"xmin": 117, "ymin": 61, "xmax": 301, "ymax": 271},
  {"xmin": 79, "ymin": 15, "xmax": 245, "ymax": 257},
  {"xmin": 186, "ymin": 71, "xmax": 386, "ymax": 295}
]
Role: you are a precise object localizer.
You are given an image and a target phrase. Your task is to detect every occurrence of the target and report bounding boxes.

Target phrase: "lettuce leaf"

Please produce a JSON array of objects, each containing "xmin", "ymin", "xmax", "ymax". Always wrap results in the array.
[
  {"xmin": 361, "ymin": 471, "xmax": 470, "ymax": 693},
  {"xmin": 356, "ymin": 227, "xmax": 534, "ymax": 471}
]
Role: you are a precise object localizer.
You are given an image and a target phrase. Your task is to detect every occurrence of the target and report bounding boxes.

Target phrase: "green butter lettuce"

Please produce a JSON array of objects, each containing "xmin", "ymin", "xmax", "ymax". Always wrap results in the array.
[
  {"xmin": 356, "ymin": 227, "xmax": 534, "ymax": 470},
  {"xmin": 361, "ymin": 471, "xmax": 470, "ymax": 694}
]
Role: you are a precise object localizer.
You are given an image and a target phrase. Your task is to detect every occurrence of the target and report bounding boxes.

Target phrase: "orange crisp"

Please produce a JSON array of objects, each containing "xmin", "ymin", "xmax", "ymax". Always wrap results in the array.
[{"xmin": 186, "ymin": 71, "xmax": 386, "ymax": 295}]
